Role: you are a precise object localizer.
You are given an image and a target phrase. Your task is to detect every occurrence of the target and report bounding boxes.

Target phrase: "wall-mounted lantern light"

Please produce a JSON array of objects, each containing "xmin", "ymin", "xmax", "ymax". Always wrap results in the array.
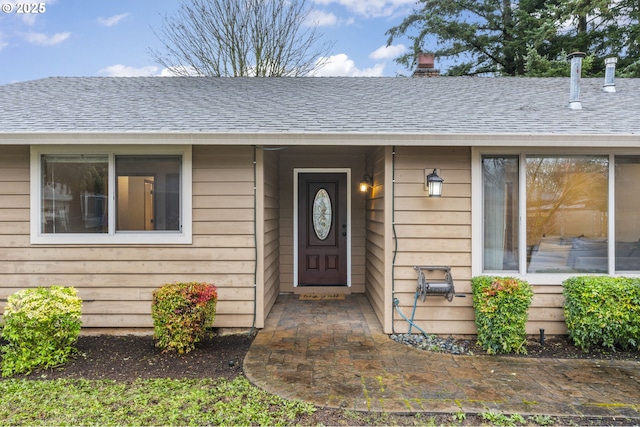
[
  {"xmin": 359, "ymin": 174, "xmax": 373, "ymax": 193},
  {"xmin": 425, "ymin": 169, "xmax": 444, "ymax": 197}
]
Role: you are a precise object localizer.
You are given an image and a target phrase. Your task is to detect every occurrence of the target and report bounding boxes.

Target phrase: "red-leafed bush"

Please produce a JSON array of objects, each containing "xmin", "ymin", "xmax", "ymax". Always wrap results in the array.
[{"xmin": 151, "ymin": 282, "xmax": 218, "ymax": 354}]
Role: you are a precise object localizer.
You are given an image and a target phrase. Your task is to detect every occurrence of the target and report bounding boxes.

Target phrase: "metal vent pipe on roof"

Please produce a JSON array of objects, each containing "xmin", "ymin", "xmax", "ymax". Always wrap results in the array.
[
  {"xmin": 568, "ymin": 52, "xmax": 586, "ymax": 110},
  {"xmin": 604, "ymin": 57, "xmax": 617, "ymax": 92}
]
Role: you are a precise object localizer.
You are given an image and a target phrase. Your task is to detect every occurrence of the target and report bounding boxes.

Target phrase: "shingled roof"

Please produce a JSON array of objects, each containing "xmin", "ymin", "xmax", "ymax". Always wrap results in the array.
[{"xmin": 0, "ymin": 76, "xmax": 638, "ymax": 135}]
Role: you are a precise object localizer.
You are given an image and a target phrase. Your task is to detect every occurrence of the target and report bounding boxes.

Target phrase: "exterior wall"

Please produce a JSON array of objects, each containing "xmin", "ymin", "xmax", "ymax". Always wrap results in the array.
[
  {"xmin": 527, "ymin": 285, "xmax": 566, "ymax": 335},
  {"xmin": 390, "ymin": 146, "xmax": 569, "ymax": 336},
  {"xmin": 277, "ymin": 146, "xmax": 368, "ymax": 293},
  {"xmin": 261, "ymin": 149, "xmax": 280, "ymax": 322},
  {"xmin": 0, "ymin": 142, "xmax": 577, "ymax": 334},
  {"xmin": 0, "ymin": 145, "xmax": 259, "ymax": 330},
  {"xmin": 390, "ymin": 146, "xmax": 474, "ymax": 335},
  {"xmin": 363, "ymin": 147, "xmax": 386, "ymax": 325},
  {"xmin": 0, "ymin": 145, "xmax": 30, "ymax": 314}
]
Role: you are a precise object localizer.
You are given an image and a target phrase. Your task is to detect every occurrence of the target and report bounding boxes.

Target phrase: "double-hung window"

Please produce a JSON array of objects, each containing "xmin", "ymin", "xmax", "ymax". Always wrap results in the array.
[
  {"xmin": 477, "ymin": 151, "xmax": 640, "ymax": 277},
  {"xmin": 31, "ymin": 146, "xmax": 192, "ymax": 244}
]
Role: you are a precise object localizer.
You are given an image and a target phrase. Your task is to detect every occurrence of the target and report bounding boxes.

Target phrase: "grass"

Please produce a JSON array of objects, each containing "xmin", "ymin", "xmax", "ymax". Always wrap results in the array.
[
  {"xmin": 0, "ymin": 377, "xmax": 315, "ymax": 426},
  {"xmin": 0, "ymin": 377, "xmax": 618, "ymax": 426}
]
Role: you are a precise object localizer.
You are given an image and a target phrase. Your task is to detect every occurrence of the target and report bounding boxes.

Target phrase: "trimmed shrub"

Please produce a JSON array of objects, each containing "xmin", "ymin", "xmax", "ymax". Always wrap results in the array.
[
  {"xmin": 152, "ymin": 282, "xmax": 218, "ymax": 354},
  {"xmin": 1, "ymin": 286, "xmax": 82, "ymax": 377},
  {"xmin": 471, "ymin": 276, "xmax": 534, "ymax": 354},
  {"xmin": 563, "ymin": 276, "xmax": 640, "ymax": 352}
]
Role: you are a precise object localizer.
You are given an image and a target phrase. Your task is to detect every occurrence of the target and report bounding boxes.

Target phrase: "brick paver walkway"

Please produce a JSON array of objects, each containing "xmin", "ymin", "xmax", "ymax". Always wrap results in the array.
[{"xmin": 244, "ymin": 294, "xmax": 640, "ymax": 418}]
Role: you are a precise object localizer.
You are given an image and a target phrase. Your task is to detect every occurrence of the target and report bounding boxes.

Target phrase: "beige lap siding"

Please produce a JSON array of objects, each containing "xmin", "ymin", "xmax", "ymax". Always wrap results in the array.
[
  {"xmin": 363, "ymin": 147, "xmax": 387, "ymax": 327},
  {"xmin": 0, "ymin": 145, "xmax": 31, "ymax": 319},
  {"xmin": 0, "ymin": 145, "xmax": 258, "ymax": 330},
  {"xmin": 389, "ymin": 146, "xmax": 474, "ymax": 335},
  {"xmin": 261, "ymin": 148, "xmax": 280, "ymax": 326}
]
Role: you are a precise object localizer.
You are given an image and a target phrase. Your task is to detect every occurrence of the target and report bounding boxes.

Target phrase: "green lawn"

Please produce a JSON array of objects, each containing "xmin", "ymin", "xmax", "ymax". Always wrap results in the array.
[{"xmin": 0, "ymin": 377, "xmax": 315, "ymax": 426}]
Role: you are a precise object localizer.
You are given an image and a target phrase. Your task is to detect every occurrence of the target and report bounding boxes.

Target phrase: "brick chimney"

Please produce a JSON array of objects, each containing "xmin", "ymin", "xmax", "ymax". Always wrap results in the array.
[{"xmin": 412, "ymin": 52, "xmax": 440, "ymax": 77}]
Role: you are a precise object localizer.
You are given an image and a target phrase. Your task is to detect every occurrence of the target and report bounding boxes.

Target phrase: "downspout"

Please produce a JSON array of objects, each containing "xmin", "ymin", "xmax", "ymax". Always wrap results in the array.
[{"xmin": 250, "ymin": 146, "xmax": 257, "ymax": 335}]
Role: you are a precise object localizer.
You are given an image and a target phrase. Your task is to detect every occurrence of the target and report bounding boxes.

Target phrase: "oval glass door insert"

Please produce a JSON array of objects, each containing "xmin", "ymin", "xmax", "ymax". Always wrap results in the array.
[{"xmin": 312, "ymin": 188, "xmax": 332, "ymax": 240}]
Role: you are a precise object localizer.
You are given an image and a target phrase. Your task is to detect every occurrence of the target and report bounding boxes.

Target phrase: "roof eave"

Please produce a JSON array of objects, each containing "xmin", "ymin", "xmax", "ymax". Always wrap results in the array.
[{"xmin": 0, "ymin": 131, "xmax": 638, "ymax": 148}]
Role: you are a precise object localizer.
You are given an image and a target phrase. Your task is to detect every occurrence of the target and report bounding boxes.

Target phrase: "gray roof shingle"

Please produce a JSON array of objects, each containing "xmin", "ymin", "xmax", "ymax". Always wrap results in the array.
[{"xmin": 0, "ymin": 76, "xmax": 638, "ymax": 135}]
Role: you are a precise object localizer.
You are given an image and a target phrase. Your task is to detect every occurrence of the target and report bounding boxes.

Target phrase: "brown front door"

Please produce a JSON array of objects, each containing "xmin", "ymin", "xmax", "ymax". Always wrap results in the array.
[{"xmin": 298, "ymin": 173, "xmax": 348, "ymax": 285}]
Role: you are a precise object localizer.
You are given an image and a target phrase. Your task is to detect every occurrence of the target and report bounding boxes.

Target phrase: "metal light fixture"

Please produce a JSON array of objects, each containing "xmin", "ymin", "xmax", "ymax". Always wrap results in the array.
[
  {"xmin": 426, "ymin": 169, "xmax": 444, "ymax": 197},
  {"xmin": 359, "ymin": 174, "xmax": 373, "ymax": 193}
]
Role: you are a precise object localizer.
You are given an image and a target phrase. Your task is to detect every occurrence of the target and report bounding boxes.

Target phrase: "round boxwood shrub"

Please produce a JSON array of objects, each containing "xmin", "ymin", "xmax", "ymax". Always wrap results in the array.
[
  {"xmin": 471, "ymin": 276, "xmax": 534, "ymax": 354},
  {"xmin": 151, "ymin": 282, "xmax": 218, "ymax": 354},
  {"xmin": 1, "ymin": 286, "xmax": 82, "ymax": 376}
]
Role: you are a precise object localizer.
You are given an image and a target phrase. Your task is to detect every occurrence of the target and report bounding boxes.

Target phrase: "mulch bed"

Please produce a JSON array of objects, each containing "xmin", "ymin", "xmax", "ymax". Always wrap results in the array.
[
  {"xmin": 464, "ymin": 334, "xmax": 640, "ymax": 361},
  {"xmin": 0, "ymin": 333, "xmax": 253, "ymax": 381}
]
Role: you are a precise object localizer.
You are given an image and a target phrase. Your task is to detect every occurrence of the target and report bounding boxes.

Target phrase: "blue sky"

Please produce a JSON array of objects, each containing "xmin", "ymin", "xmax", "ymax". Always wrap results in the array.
[{"xmin": 0, "ymin": 0, "xmax": 421, "ymax": 84}]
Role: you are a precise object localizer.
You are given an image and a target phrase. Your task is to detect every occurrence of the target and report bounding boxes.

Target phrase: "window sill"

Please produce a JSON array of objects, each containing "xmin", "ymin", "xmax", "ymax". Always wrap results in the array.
[{"xmin": 30, "ymin": 232, "xmax": 192, "ymax": 245}]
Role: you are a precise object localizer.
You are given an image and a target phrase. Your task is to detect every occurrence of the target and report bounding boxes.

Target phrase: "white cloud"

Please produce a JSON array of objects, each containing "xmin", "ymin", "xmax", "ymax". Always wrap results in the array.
[
  {"xmin": 159, "ymin": 66, "xmax": 202, "ymax": 76},
  {"xmin": 307, "ymin": 9, "xmax": 354, "ymax": 26},
  {"xmin": 313, "ymin": 0, "xmax": 414, "ymax": 18},
  {"xmin": 98, "ymin": 13, "xmax": 130, "ymax": 27},
  {"xmin": 369, "ymin": 43, "xmax": 405, "ymax": 60},
  {"xmin": 99, "ymin": 64, "xmax": 160, "ymax": 77},
  {"xmin": 24, "ymin": 32, "xmax": 70, "ymax": 46},
  {"xmin": 20, "ymin": 13, "xmax": 38, "ymax": 26},
  {"xmin": 308, "ymin": 10, "xmax": 339, "ymax": 26},
  {"xmin": 314, "ymin": 53, "xmax": 385, "ymax": 76},
  {"xmin": 99, "ymin": 64, "xmax": 201, "ymax": 77},
  {"xmin": 0, "ymin": 40, "xmax": 7, "ymax": 51}
]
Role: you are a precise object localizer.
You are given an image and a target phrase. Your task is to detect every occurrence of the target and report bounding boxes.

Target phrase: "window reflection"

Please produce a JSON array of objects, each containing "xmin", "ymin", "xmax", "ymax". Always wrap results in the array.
[
  {"xmin": 483, "ymin": 156, "xmax": 519, "ymax": 271},
  {"xmin": 526, "ymin": 156, "xmax": 608, "ymax": 273},
  {"xmin": 615, "ymin": 157, "xmax": 640, "ymax": 272},
  {"xmin": 41, "ymin": 155, "xmax": 108, "ymax": 234}
]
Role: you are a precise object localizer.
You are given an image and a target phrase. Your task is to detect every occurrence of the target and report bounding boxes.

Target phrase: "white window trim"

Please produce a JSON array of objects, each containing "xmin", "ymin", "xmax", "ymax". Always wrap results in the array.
[
  {"xmin": 472, "ymin": 147, "xmax": 640, "ymax": 284},
  {"xmin": 30, "ymin": 145, "xmax": 192, "ymax": 245}
]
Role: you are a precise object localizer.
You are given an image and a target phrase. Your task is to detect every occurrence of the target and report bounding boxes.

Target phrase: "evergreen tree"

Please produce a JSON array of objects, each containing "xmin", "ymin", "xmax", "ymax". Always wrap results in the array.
[{"xmin": 387, "ymin": 0, "xmax": 639, "ymax": 76}]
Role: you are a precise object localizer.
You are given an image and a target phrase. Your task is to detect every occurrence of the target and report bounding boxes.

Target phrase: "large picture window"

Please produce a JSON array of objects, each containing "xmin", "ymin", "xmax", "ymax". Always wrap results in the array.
[
  {"xmin": 31, "ymin": 146, "xmax": 192, "ymax": 244},
  {"xmin": 481, "ymin": 152, "xmax": 640, "ymax": 275},
  {"xmin": 525, "ymin": 156, "xmax": 608, "ymax": 273}
]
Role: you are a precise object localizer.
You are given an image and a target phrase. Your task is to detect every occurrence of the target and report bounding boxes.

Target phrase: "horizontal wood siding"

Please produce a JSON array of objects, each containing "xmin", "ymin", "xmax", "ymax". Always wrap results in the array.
[
  {"xmin": 0, "ymin": 145, "xmax": 258, "ymax": 329},
  {"xmin": 0, "ymin": 146, "xmax": 30, "ymax": 320},
  {"xmin": 364, "ymin": 147, "xmax": 386, "ymax": 325},
  {"xmin": 528, "ymin": 285, "xmax": 568, "ymax": 335},
  {"xmin": 391, "ymin": 147, "xmax": 474, "ymax": 335},
  {"xmin": 262, "ymin": 149, "xmax": 280, "ymax": 323}
]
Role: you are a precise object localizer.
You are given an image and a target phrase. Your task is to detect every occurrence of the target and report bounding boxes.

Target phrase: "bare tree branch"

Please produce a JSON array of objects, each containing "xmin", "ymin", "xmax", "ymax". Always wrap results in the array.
[{"xmin": 149, "ymin": 0, "xmax": 334, "ymax": 77}]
